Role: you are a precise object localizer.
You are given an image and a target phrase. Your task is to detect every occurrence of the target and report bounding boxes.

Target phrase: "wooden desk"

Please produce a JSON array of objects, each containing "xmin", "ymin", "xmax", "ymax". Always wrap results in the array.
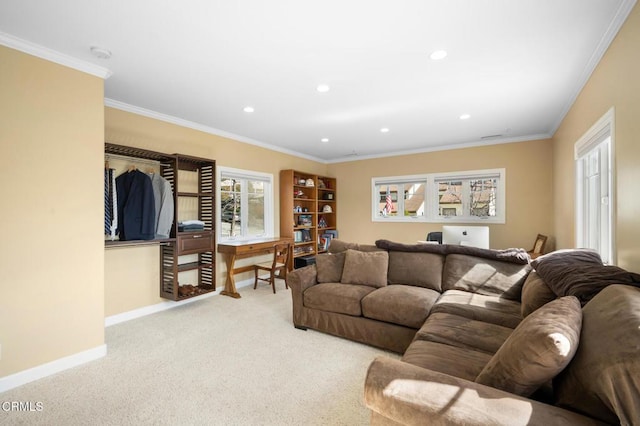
[{"xmin": 217, "ymin": 237, "xmax": 293, "ymax": 298}]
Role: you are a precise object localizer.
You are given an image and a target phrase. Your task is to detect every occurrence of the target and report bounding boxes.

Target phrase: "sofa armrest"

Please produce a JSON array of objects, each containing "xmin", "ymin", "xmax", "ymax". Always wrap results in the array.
[
  {"xmin": 286, "ymin": 265, "xmax": 318, "ymax": 327},
  {"xmin": 364, "ymin": 357, "xmax": 604, "ymax": 426}
]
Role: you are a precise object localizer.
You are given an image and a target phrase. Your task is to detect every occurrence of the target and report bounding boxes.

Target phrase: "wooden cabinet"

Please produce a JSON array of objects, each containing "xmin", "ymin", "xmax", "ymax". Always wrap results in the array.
[
  {"xmin": 280, "ymin": 170, "xmax": 337, "ymax": 261},
  {"xmin": 104, "ymin": 143, "xmax": 216, "ymax": 301}
]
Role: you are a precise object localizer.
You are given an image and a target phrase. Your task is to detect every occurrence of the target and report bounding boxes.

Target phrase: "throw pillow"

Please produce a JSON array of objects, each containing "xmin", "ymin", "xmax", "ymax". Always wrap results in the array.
[
  {"xmin": 315, "ymin": 252, "xmax": 346, "ymax": 283},
  {"xmin": 475, "ymin": 296, "xmax": 582, "ymax": 397},
  {"xmin": 521, "ymin": 271, "xmax": 557, "ymax": 317},
  {"xmin": 340, "ymin": 249, "xmax": 388, "ymax": 288},
  {"xmin": 531, "ymin": 249, "xmax": 640, "ymax": 305}
]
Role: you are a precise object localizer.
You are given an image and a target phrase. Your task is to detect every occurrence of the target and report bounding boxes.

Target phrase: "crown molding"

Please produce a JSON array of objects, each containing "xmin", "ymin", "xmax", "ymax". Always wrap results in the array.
[
  {"xmin": 104, "ymin": 98, "xmax": 326, "ymax": 163},
  {"xmin": 0, "ymin": 31, "xmax": 112, "ymax": 79},
  {"xmin": 549, "ymin": 0, "xmax": 637, "ymax": 136},
  {"xmin": 326, "ymin": 133, "xmax": 553, "ymax": 164}
]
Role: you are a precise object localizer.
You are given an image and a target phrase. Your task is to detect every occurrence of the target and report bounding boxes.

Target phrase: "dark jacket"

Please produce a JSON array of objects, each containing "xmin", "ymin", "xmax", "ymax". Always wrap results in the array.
[{"xmin": 116, "ymin": 170, "xmax": 156, "ymax": 240}]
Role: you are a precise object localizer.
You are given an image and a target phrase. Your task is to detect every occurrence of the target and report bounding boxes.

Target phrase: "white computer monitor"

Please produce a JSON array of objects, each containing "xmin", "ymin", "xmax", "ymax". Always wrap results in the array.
[{"xmin": 441, "ymin": 225, "xmax": 490, "ymax": 249}]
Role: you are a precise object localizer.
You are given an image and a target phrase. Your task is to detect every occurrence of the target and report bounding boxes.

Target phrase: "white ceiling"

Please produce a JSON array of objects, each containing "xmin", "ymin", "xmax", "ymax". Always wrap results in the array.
[{"xmin": 0, "ymin": 0, "xmax": 635, "ymax": 163}]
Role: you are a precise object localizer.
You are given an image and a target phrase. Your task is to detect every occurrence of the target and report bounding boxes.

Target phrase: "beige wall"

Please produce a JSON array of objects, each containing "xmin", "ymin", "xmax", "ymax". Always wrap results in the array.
[
  {"xmin": 552, "ymin": 3, "xmax": 640, "ymax": 272},
  {"xmin": 104, "ymin": 107, "xmax": 329, "ymax": 316},
  {"xmin": 328, "ymin": 139, "xmax": 554, "ymax": 251},
  {"xmin": 0, "ymin": 46, "xmax": 105, "ymax": 376},
  {"xmin": 105, "ymin": 110, "xmax": 554, "ymax": 315}
]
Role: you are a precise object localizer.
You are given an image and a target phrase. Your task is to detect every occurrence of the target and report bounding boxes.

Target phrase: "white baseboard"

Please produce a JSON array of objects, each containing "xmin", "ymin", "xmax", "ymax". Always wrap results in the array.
[
  {"xmin": 0, "ymin": 344, "xmax": 107, "ymax": 393},
  {"xmin": 105, "ymin": 278, "xmax": 255, "ymax": 327}
]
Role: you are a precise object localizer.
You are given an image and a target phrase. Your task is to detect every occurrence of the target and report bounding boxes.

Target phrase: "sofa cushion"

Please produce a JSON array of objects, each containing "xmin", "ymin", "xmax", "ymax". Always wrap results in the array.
[
  {"xmin": 315, "ymin": 252, "xmax": 346, "ymax": 283},
  {"xmin": 442, "ymin": 254, "xmax": 530, "ymax": 301},
  {"xmin": 402, "ymin": 340, "xmax": 492, "ymax": 382},
  {"xmin": 431, "ymin": 290, "xmax": 522, "ymax": 329},
  {"xmin": 387, "ymin": 251, "xmax": 444, "ymax": 291},
  {"xmin": 303, "ymin": 283, "xmax": 376, "ymax": 316},
  {"xmin": 340, "ymin": 249, "xmax": 388, "ymax": 288},
  {"xmin": 521, "ymin": 270, "xmax": 557, "ymax": 317},
  {"xmin": 475, "ymin": 296, "xmax": 582, "ymax": 397},
  {"xmin": 531, "ymin": 249, "xmax": 640, "ymax": 306},
  {"xmin": 554, "ymin": 285, "xmax": 640, "ymax": 425},
  {"xmin": 361, "ymin": 285, "xmax": 440, "ymax": 329},
  {"xmin": 329, "ymin": 239, "xmax": 382, "ymax": 254},
  {"xmin": 415, "ymin": 312, "xmax": 513, "ymax": 355}
]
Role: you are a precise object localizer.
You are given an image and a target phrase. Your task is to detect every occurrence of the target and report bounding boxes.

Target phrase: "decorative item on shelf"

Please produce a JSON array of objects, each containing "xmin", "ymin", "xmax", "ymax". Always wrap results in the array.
[
  {"xmin": 322, "ymin": 205, "xmax": 333, "ymax": 213},
  {"xmin": 298, "ymin": 214, "xmax": 313, "ymax": 226},
  {"xmin": 294, "ymin": 205, "xmax": 302, "ymax": 213},
  {"xmin": 324, "ymin": 229, "xmax": 338, "ymax": 239},
  {"xmin": 299, "ymin": 178, "xmax": 306, "ymax": 185},
  {"xmin": 324, "ymin": 192, "xmax": 334, "ymax": 200},
  {"xmin": 305, "ymin": 178, "xmax": 315, "ymax": 187},
  {"xmin": 318, "ymin": 179, "xmax": 326, "ymax": 188},
  {"xmin": 301, "ymin": 229, "xmax": 312, "ymax": 242},
  {"xmin": 295, "ymin": 189, "xmax": 306, "ymax": 198},
  {"xmin": 318, "ymin": 216, "xmax": 328, "ymax": 228}
]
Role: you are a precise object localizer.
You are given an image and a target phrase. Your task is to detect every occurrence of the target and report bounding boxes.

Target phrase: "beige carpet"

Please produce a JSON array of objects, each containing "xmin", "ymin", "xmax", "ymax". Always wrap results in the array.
[{"xmin": 1, "ymin": 284, "xmax": 397, "ymax": 425}]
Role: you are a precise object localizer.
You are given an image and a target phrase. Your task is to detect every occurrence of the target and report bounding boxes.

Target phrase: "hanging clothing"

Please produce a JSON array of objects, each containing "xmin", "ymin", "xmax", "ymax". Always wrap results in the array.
[
  {"xmin": 104, "ymin": 168, "xmax": 111, "ymax": 235},
  {"xmin": 104, "ymin": 168, "xmax": 118, "ymax": 240},
  {"xmin": 116, "ymin": 169, "xmax": 156, "ymax": 240},
  {"xmin": 149, "ymin": 173, "xmax": 174, "ymax": 238}
]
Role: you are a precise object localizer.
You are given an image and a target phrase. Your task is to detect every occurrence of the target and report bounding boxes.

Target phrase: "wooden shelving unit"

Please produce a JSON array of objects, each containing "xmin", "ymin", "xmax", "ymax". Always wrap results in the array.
[
  {"xmin": 161, "ymin": 154, "xmax": 216, "ymax": 300},
  {"xmin": 104, "ymin": 143, "xmax": 216, "ymax": 301},
  {"xmin": 280, "ymin": 170, "xmax": 337, "ymax": 262}
]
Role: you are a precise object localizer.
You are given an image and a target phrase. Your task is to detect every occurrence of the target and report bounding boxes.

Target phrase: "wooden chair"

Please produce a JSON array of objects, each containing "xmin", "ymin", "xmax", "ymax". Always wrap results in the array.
[
  {"xmin": 253, "ymin": 242, "xmax": 291, "ymax": 294},
  {"xmin": 527, "ymin": 234, "xmax": 548, "ymax": 259}
]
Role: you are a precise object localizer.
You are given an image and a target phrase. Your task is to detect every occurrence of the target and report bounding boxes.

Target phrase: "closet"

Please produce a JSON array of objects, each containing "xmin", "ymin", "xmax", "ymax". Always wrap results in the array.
[{"xmin": 105, "ymin": 143, "xmax": 216, "ymax": 301}]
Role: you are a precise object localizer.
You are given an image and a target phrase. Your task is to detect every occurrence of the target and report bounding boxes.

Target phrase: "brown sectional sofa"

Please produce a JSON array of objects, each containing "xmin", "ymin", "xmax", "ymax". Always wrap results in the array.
[{"xmin": 287, "ymin": 239, "xmax": 640, "ymax": 425}]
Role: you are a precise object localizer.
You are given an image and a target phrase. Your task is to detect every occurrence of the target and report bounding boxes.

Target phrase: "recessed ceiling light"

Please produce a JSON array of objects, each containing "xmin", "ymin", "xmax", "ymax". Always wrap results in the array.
[
  {"xmin": 380, "ymin": 128, "xmax": 390, "ymax": 133},
  {"xmin": 90, "ymin": 46, "xmax": 112, "ymax": 59},
  {"xmin": 429, "ymin": 50, "xmax": 447, "ymax": 60},
  {"xmin": 243, "ymin": 106, "xmax": 255, "ymax": 113},
  {"xmin": 321, "ymin": 138, "xmax": 329, "ymax": 143},
  {"xmin": 316, "ymin": 84, "xmax": 330, "ymax": 93},
  {"xmin": 459, "ymin": 114, "xmax": 471, "ymax": 120}
]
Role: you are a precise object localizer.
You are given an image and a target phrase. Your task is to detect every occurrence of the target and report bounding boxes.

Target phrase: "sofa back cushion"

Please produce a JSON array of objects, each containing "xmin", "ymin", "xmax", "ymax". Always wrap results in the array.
[
  {"xmin": 442, "ymin": 254, "xmax": 530, "ymax": 300},
  {"xmin": 554, "ymin": 284, "xmax": 640, "ymax": 425},
  {"xmin": 387, "ymin": 251, "xmax": 444, "ymax": 291},
  {"xmin": 315, "ymin": 252, "xmax": 346, "ymax": 283},
  {"xmin": 329, "ymin": 239, "xmax": 381, "ymax": 254},
  {"xmin": 475, "ymin": 296, "xmax": 582, "ymax": 397},
  {"xmin": 521, "ymin": 270, "xmax": 557, "ymax": 317},
  {"xmin": 340, "ymin": 249, "xmax": 388, "ymax": 288}
]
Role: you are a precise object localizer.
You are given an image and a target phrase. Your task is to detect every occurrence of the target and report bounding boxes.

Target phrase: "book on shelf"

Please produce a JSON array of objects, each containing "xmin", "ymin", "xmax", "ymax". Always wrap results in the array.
[{"xmin": 318, "ymin": 232, "xmax": 334, "ymax": 251}]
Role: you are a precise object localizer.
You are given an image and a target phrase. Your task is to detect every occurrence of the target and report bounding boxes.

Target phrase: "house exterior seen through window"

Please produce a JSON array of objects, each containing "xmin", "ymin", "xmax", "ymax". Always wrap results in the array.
[
  {"xmin": 218, "ymin": 167, "xmax": 273, "ymax": 241},
  {"xmin": 372, "ymin": 169, "xmax": 505, "ymax": 223}
]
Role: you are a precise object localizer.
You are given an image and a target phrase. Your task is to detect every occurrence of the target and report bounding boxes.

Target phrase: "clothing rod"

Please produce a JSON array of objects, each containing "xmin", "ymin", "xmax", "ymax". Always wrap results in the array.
[
  {"xmin": 104, "ymin": 241, "xmax": 173, "ymax": 249},
  {"xmin": 104, "ymin": 153, "xmax": 169, "ymax": 167}
]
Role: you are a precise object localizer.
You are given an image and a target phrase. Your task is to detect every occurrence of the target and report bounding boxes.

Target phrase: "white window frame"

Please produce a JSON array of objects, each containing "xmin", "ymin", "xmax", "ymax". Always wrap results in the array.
[
  {"xmin": 217, "ymin": 166, "xmax": 274, "ymax": 242},
  {"xmin": 575, "ymin": 107, "xmax": 615, "ymax": 265},
  {"xmin": 372, "ymin": 168, "xmax": 505, "ymax": 224}
]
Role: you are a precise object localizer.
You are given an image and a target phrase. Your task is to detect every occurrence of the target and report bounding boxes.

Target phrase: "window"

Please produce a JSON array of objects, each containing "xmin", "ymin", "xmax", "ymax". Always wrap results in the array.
[
  {"xmin": 372, "ymin": 168, "xmax": 505, "ymax": 223},
  {"xmin": 575, "ymin": 108, "xmax": 615, "ymax": 264},
  {"xmin": 218, "ymin": 167, "xmax": 274, "ymax": 242}
]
